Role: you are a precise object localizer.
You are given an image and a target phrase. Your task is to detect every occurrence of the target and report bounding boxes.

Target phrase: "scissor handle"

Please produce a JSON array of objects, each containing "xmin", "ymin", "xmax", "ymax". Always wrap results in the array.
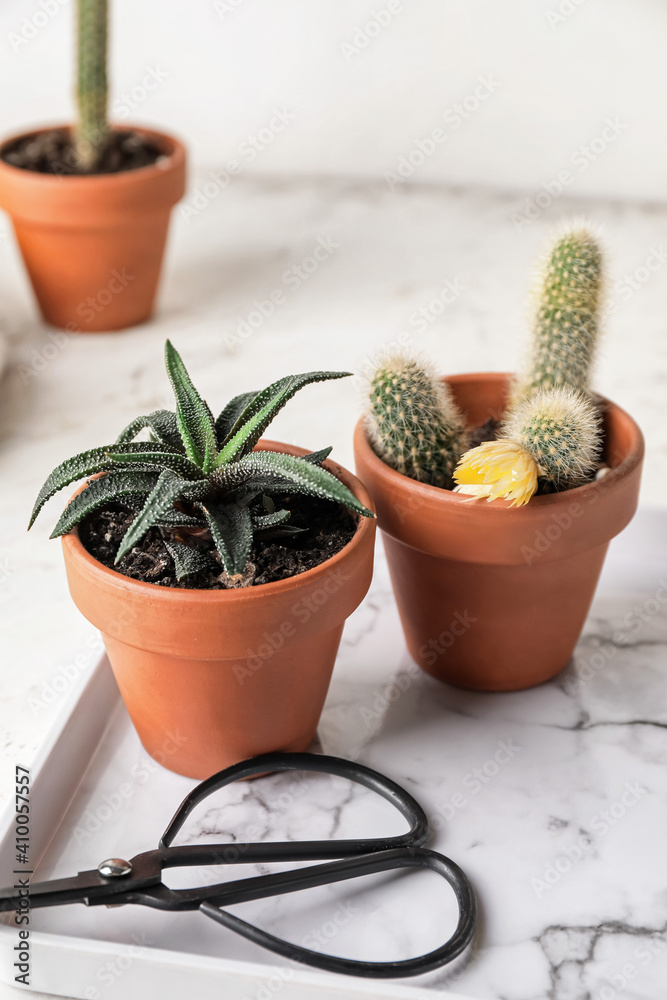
[
  {"xmin": 199, "ymin": 847, "xmax": 476, "ymax": 979},
  {"xmin": 159, "ymin": 752, "xmax": 429, "ymax": 859}
]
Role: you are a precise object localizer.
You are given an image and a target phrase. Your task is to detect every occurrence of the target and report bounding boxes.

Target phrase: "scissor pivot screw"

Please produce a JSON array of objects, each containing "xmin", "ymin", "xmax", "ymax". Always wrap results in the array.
[{"xmin": 97, "ymin": 858, "xmax": 133, "ymax": 879}]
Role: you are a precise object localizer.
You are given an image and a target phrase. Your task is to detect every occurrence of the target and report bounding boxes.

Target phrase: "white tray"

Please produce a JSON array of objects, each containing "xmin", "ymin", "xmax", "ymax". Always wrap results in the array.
[{"xmin": 1, "ymin": 508, "xmax": 667, "ymax": 1000}]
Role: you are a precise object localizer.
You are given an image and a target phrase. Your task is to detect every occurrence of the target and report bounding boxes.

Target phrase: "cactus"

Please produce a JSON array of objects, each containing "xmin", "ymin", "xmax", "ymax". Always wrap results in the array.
[
  {"xmin": 365, "ymin": 352, "xmax": 467, "ymax": 486},
  {"xmin": 454, "ymin": 385, "xmax": 601, "ymax": 506},
  {"xmin": 515, "ymin": 223, "xmax": 604, "ymax": 400},
  {"xmin": 75, "ymin": 0, "xmax": 109, "ymax": 171}
]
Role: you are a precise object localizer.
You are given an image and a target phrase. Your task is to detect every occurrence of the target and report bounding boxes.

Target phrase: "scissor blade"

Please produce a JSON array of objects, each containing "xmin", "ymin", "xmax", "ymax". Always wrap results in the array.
[{"xmin": 0, "ymin": 870, "xmax": 106, "ymax": 912}]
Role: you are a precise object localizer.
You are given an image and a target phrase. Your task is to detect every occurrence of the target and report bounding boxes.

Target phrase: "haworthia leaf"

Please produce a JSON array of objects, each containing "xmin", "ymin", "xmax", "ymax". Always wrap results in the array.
[
  {"xmin": 164, "ymin": 340, "xmax": 218, "ymax": 472},
  {"xmin": 215, "ymin": 391, "xmax": 258, "ymax": 447},
  {"xmin": 214, "ymin": 372, "xmax": 351, "ymax": 466},
  {"xmin": 252, "ymin": 508, "xmax": 291, "ymax": 529},
  {"xmin": 212, "ymin": 451, "xmax": 374, "ymax": 518},
  {"xmin": 116, "ymin": 470, "xmax": 210, "ymax": 562},
  {"xmin": 302, "ymin": 447, "xmax": 332, "ymax": 465},
  {"xmin": 199, "ymin": 501, "xmax": 253, "ymax": 576},
  {"xmin": 29, "ymin": 442, "xmax": 188, "ymax": 529},
  {"xmin": 49, "ymin": 471, "xmax": 160, "ymax": 538},
  {"xmin": 115, "ymin": 410, "xmax": 183, "ymax": 452},
  {"xmin": 105, "ymin": 450, "xmax": 204, "ymax": 480},
  {"xmin": 162, "ymin": 539, "xmax": 210, "ymax": 581}
]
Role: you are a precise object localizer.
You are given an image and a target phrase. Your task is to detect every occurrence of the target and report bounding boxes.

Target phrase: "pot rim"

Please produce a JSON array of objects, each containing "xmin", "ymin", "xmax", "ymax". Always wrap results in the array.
[
  {"xmin": 61, "ymin": 439, "xmax": 376, "ymax": 604},
  {"xmin": 0, "ymin": 122, "xmax": 186, "ymax": 186},
  {"xmin": 355, "ymin": 371, "xmax": 645, "ymax": 511}
]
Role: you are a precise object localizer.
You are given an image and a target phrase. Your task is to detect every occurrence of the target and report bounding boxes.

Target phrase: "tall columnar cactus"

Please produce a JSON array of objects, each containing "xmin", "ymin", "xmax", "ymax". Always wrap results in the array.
[
  {"xmin": 454, "ymin": 385, "xmax": 601, "ymax": 506},
  {"xmin": 75, "ymin": 0, "xmax": 109, "ymax": 171},
  {"xmin": 365, "ymin": 353, "xmax": 467, "ymax": 487},
  {"xmin": 516, "ymin": 224, "xmax": 604, "ymax": 400}
]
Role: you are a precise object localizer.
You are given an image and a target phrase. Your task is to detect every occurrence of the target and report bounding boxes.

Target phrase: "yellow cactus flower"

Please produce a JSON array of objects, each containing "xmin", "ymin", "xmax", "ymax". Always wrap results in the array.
[{"xmin": 453, "ymin": 440, "xmax": 540, "ymax": 507}]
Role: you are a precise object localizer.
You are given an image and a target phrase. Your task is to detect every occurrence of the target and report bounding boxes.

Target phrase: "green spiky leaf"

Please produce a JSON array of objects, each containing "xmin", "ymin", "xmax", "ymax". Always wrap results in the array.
[
  {"xmin": 29, "ymin": 442, "xmax": 188, "ymax": 529},
  {"xmin": 105, "ymin": 450, "xmax": 204, "ymax": 480},
  {"xmin": 215, "ymin": 391, "xmax": 258, "ymax": 446},
  {"xmin": 214, "ymin": 372, "xmax": 350, "ymax": 467},
  {"xmin": 199, "ymin": 501, "xmax": 253, "ymax": 576},
  {"xmin": 164, "ymin": 340, "xmax": 218, "ymax": 472},
  {"xmin": 116, "ymin": 470, "xmax": 209, "ymax": 562},
  {"xmin": 162, "ymin": 539, "xmax": 210, "ymax": 582},
  {"xmin": 116, "ymin": 410, "xmax": 183, "ymax": 452},
  {"xmin": 50, "ymin": 471, "xmax": 160, "ymax": 539},
  {"xmin": 252, "ymin": 508, "xmax": 291, "ymax": 529},
  {"xmin": 212, "ymin": 451, "xmax": 374, "ymax": 518}
]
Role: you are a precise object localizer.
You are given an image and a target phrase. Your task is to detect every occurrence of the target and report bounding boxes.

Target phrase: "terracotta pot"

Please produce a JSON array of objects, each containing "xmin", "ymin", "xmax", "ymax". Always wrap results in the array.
[
  {"xmin": 61, "ymin": 442, "xmax": 376, "ymax": 778},
  {"xmin": 354, "ymin": 373, "xmax": 644, "ymax": 692},
  {"xmin": 0, "ymin": 125, "xmax": 186, "ymax": 332}
]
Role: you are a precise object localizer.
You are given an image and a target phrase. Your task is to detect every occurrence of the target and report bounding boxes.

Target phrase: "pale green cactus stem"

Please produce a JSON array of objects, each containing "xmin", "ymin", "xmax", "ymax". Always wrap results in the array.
[
  {"xmin": 365, "ymin": 352, "xmax": 468, "ymax": 487},
  {"xmin": 75, "ymin": 0, "xmax": 109, "ymax": 171},
  {"xmin": 516, "ymin": 224, "xmax": 604, "ymax": 400}
]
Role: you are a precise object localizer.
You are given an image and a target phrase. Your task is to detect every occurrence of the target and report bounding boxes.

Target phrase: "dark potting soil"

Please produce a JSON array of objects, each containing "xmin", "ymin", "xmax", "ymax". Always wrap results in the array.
[
  {"xmin": 78, "ymin": 494, "xmax": 358, "ymax": 590},
  {"xmin": 1, "ymin": 128, "xmax": 164, "ymax": 176}
]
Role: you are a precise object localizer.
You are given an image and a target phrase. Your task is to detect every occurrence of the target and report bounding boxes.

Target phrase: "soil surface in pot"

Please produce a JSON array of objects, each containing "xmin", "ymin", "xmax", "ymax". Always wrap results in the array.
[
  {"xmin": 78, "ymin": 494, "xmax": 357, "ymax": 590},
  {"xmin": 1, "ymin": 128, "xmax": 164, "ymax": 176}
]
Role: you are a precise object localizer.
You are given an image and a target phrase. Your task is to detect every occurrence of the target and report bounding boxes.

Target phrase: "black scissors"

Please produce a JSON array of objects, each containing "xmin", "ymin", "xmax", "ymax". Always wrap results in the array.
[{"xmin": 0, "ymin": 752, "xmax": 476, "ymax": 979}]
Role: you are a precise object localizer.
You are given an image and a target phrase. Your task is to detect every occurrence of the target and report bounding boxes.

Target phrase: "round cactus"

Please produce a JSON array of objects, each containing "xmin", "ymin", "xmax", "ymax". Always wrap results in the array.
[
  {"xmin": 454, "ymin": 386, "xmax": 601, "ymax": 506},
  {"xmin": 365, "ymin": 353, "xmax": 467, "ymax": 486},
  {"xmin": 505, "ymin": 386, "xmax": 602, "ymax": 485},
  {"xmin": 516, "ymin": 223, "xmax": 604, "ymax": 400}
]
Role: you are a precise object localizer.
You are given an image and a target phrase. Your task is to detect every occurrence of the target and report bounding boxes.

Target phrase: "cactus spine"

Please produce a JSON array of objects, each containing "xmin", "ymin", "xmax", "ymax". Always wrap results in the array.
[
  {"xmin": 365, "ymin": 353, "xmax": 467, "ymax": 486},
  {"xmin": 75, "ymin": 0, "xmax": 108, "ymax": 171},
  {"xmin": 504, "ymin": 386, "xmax": 601, "ymax": 487},
  {"xmin": 517, "ymin": 224, "xmax": 604, "ymax": 399}
]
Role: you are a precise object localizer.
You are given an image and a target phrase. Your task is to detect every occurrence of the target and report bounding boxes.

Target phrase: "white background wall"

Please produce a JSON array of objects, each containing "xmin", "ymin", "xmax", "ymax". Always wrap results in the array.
[{"xmin": 0, "ymin": 0, "xmax": 665, "ymax": 202}]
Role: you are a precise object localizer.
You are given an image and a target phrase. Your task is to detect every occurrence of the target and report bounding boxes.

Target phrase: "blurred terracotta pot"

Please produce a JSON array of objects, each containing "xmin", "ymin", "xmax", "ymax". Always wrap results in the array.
[
  {"xmin": 354, "ymin": 373, "xmax": 644, "ymax": 692},
  {"xmin": 0, "ymin": 125, "xmax": 185, "ymax": 332},
  {"xmin": 61, "ymin": 442, "xmax": 376, "ymax": 778}
]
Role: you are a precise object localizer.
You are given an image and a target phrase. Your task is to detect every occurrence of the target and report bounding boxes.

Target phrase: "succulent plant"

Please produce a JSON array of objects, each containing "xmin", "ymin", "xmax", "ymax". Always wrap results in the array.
[
  {"xmin": 75, "ymin": 0, "xmax": 109, "ymax": 171},
  {"xmin": 365, "ymin": 352, "xmax": 467, "ymax": 486},
  {"xmin": 30, "ymin": 341, "xmax": 374, "ymax": 581},
  {"xmin": 515, "ymin": 223, "xmax": 604, "ymax": 400},
  {"xmin": 454, "ymin": 385, "xmax": 602, "ymax": 506}
]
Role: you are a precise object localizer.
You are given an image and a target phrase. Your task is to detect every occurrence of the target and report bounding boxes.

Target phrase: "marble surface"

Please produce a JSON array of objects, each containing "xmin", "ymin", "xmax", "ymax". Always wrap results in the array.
[
  {"xmin": 3, "ymin": 508, "xmax": 667, "ymax": 1000},
  {"xmin": 1, "ymin": 173, "xmax": 667, "ymax": 999}
]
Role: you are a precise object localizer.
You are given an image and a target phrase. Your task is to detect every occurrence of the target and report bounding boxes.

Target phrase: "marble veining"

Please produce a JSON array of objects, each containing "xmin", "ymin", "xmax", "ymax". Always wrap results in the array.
[{"xmin": 1, "ymin": 175, "xmax": 667, "ymax": 1000}]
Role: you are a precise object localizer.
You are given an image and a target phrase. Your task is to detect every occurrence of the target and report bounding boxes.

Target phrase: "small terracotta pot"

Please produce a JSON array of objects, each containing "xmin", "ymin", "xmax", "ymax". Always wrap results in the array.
[
  {"xmin": 61, "ymin": 442, "xmax": 376, "ymax": 778},
  {"xmin": 354, "ymin": 373, "xmax": 644, "ymax": 692},
  {"xmin": 0, "ymin": 125, "xmax": 186, "ymax": 332}
]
